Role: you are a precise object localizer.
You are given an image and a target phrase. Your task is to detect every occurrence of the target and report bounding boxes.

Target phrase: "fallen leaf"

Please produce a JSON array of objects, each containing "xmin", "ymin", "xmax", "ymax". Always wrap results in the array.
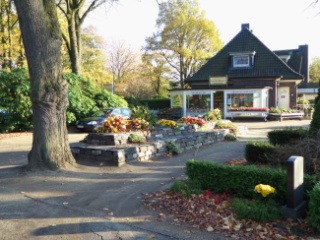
[{"xmin": 207, "ymin": 226, "xmax": 214, "ymax": 232}]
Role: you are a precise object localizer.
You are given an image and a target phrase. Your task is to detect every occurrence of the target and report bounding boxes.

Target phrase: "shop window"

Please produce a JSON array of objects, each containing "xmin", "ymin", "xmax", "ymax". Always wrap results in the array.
[
  {"xmin": 187, "ymin": 94, "xmax": 210, "ymax": 116},
  {"xmin": 227, "ymin": 93, "xmax": 254, "ymax": 109}
]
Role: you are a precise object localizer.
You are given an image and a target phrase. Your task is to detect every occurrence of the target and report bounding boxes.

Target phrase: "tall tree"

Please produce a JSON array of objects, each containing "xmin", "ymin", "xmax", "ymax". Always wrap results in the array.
[
  {"xmin": 309, "ymin": 58, "xmax": 320, "ymax": 83},
  {"xmin": 56, "ymin": 0, "xmax": 116, "ymax": 75},
  {"xmin": 142, "ymin": 52, "xmax": 171, "ymax": 98},
  {"xmin": 146, "ymin": 0, "xmax": 223, "ymax": 88},
  {"xmin": 14, "ymin": 0, "xmax": 75, "ymax": 169}
]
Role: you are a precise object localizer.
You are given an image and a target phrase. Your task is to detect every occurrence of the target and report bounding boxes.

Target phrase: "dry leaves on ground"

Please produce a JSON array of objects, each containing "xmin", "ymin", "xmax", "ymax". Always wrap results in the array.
[{"xmin": 143, "ymin": 190, "xmax": 319, "ymax": 240}]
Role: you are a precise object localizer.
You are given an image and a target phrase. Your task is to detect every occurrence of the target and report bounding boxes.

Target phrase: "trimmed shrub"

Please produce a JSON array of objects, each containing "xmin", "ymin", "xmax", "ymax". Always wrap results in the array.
[
  {"xmin": 185, "ymin": 159, "xmax": 287, "ymax": 204},
  {"xmin": 245, "ymin": 141, "xmax": 277, "ymax": 164},
  {"xmin": 268, "ymin": 128, "xmax": 308, "ymax": 146},
  {"xmin": 307, "ymin": 182, "xmax": 320, "ymax": 232}
]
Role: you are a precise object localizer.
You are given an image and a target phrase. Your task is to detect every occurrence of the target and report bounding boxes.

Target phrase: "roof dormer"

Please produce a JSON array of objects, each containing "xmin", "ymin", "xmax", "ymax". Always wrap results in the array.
[{"xmin": 229, "ymin": 51, "xmax": 256, "ymax": 69}]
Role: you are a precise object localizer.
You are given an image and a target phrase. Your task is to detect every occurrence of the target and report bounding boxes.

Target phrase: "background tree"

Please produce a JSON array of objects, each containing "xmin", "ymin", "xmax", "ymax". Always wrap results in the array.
[
  {"xmin": 107, "ymin": 41, "xmax": 139, "ymax": 91},
  {"xmin": 145, "ymin": 0, "xmax": 223, "ymax": 88},
  {"xmin": 81, "ymin": 25, "xmax": 111, "ymax": 85},
  {"xmin": 309, "ymin": 58, "xmax": 320, "ymax": 83},
  {"xmin": 14, "ymin": 0, "xmax": 75, "ymax": 170},
  {"xmin": 0, "ymin": 0, "xmax": 25, "ymax": 69},
  {"xmin": 142, "ymin": 52, "xmax": 171, "ymax": 98},
  {"xmin": 56, "ymin": 0, "xmax": 116, "ymax": 75}
]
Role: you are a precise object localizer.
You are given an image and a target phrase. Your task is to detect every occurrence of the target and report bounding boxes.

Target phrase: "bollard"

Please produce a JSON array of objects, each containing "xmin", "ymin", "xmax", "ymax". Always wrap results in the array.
[{"xmin": 282, "ymin": 156, "xmax": 307, "ymax": 219}]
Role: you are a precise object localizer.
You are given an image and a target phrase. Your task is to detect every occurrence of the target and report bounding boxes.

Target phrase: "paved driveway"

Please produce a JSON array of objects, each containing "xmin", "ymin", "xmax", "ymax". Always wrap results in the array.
[{"xmin": 0, "ymin": 119, "xmax": 311, "ymax": 240}]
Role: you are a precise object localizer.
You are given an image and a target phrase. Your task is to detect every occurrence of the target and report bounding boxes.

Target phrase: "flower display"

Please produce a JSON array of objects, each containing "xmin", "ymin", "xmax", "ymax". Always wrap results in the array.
[
  {"xmin": 96, "ymin": 116, "xmax": 150, "ymax": 133},
  {"xmin": 228, "ymin": 107, "xmax": 269, "ymax": 112},
  {"xmin": 254, "ymin": 184, "xmax": 275, "ymax": 197},
  {"xmin": 177, "ymin": 116, "xmax": 206, "ymax": 126},
  {"xmin": 156, "ymin": 119, "xmax": 178, "ymax": 128},
  {"xmin": 96, "ymin": 115, "xmax": 127, "ymax": 133},
  {"xmin": 203, "ymin": 108, "xmax": 222, "ymax": 121},
  {"xmin": 129, "ymin": 118, "xmax": 150, "ymax": 131}
]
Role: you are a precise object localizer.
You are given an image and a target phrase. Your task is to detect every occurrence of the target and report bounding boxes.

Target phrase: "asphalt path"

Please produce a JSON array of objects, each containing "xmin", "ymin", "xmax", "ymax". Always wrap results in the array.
[{"xmin": 0, "ymin": 119, "xmax": 311, "ymax": 240}]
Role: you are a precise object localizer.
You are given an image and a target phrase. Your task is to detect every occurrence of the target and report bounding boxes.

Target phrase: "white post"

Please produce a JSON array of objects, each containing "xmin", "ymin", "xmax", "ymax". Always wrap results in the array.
[{"xmin": 183, "ymin": 92, "xmax": 187, "ymax": 117}]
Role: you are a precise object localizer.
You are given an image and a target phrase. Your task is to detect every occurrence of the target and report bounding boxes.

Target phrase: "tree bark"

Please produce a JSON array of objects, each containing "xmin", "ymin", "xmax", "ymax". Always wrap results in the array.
[{"xmin": 14, "ymin": 0, "xmax": 75, "ymax": 170}]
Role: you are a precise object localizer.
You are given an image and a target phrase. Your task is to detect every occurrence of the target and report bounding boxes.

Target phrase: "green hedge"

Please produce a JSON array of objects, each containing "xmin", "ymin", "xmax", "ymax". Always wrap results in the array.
[
  {"xmin": 139, "ymin": 99, "xmax": 170, "ymax": 110},
  {"xmin": 245, "ymin": 141, "xmax": 277, "ymax": 164},
  {"xmin": 185, "ymin": 159, "xmax": 287, "ymax": 204},
  {"xmin": 185, "ymin": 159, "xmax": 320, "ymax": 205},
  {"xmin": 268, "ymin": 128, "xmax": 308, "ymax": 145}
]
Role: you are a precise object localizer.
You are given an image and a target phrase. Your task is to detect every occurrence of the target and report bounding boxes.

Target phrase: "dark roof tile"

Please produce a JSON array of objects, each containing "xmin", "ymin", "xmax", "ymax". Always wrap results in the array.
[{"xmin": 186, "ymin": 27, "xmax": 303, "ymax": 82}]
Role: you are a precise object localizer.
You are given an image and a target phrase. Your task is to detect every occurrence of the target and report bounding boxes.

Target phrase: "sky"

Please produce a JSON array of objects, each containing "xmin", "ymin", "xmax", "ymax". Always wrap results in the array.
[{"xmin": 85, "ymin": 0, "xmax": 320, "ymax": 62}]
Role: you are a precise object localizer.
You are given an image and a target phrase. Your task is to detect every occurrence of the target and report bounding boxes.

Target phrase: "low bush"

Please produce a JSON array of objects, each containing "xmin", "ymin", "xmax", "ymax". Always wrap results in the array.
[
  {"xmin": 170, "ymin": 179, "xmax": 203, "ymax": 197},
  {"xmin": 268, "ymin": 128, "xmax": 308, "ymax": 146},
  {"xmin": 304, "ymin": 173, "xmax": 320, "ymax": 200},
  {"xmin": 185, "ymin": 160, "xmax": 287, "ymax": 204},
  {"xmin": 214, "ymin": 120, "xmax": 237, "ymax": 134},
  {"xmin": 245, "ymin": 141, "xmax": 277, "ymax": 164},
  {"xmin": 128, "ymin": 133, "xmax": 146, "ymax": 144},
  {"xmin": 308, "ymin": 182, "xmax": 320, "ymax": 232},
  {"xmin": 166, "ymin": 141, "xmax": 182, "ymax": 155},
  {"xmin": 224, "ymin": 133, "xmax": 237, "ymax": 141},
  {"xmin": 130, "ymin": 106, "xmax": 156, "ymax": 125},
  {"xmin": 231, "ymin": 198, "xmax": 281, "ymax": 222}
]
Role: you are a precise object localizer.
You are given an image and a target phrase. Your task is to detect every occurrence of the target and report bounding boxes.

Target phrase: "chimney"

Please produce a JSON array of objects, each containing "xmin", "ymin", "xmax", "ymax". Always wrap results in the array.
[{"xmin": 241, "ymin": 23, "xmax": 250, "ymax": 30}]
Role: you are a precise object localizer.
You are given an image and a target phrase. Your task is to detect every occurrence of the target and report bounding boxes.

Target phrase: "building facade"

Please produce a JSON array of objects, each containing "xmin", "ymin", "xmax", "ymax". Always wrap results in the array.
[{"xmin": 170, "ymin": 23, "xmax": 306, "ymax": 118}]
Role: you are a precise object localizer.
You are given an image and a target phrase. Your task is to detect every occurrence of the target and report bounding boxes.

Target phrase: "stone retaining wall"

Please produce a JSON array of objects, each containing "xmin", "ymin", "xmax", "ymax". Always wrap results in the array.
[{"xmin": 71, "ymin": 129, "xmax": 227, "ymax": 167}]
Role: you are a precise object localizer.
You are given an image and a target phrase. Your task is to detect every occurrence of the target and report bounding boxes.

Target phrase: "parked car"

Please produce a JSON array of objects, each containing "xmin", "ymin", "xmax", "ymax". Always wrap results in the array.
[{"xmin": 76, "ymin": 108, "xmax": 131, "ymax": 132}]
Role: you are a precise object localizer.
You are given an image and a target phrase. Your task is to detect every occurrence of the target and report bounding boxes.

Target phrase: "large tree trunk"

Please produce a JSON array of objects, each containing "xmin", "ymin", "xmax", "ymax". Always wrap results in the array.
[{"xmin": 14, "ymin": 0, "xmax": 75, "ymax": 170}]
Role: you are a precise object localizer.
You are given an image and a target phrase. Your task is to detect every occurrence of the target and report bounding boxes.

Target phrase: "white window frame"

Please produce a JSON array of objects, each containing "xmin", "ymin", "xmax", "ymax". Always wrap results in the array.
[{"xmin": 233, "ymin": 55, "xmax": 250, "ymax": 67}]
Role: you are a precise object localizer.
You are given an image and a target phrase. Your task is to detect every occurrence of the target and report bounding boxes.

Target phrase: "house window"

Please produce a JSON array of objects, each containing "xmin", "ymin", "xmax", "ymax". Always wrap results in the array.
[{"xmin": 233, "ymin": 55, "xmax": 250, "ymax": 67}]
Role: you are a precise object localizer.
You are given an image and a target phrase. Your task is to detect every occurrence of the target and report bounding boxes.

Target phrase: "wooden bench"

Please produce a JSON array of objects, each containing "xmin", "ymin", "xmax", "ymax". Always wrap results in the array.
[
  {"xmin": 267, "ymin": 113, "xmax": 304, "ymax": 121},
  {"xmin": 230, "ymin": 111, "xmax": 268, "ymax": 122}
]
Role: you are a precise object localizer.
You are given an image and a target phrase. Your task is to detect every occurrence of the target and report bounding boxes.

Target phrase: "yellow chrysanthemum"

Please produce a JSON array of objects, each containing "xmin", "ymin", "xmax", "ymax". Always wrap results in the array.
[{"xmin": 254, "ymin": 184, "xmax": 275, "ymax": 197}]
